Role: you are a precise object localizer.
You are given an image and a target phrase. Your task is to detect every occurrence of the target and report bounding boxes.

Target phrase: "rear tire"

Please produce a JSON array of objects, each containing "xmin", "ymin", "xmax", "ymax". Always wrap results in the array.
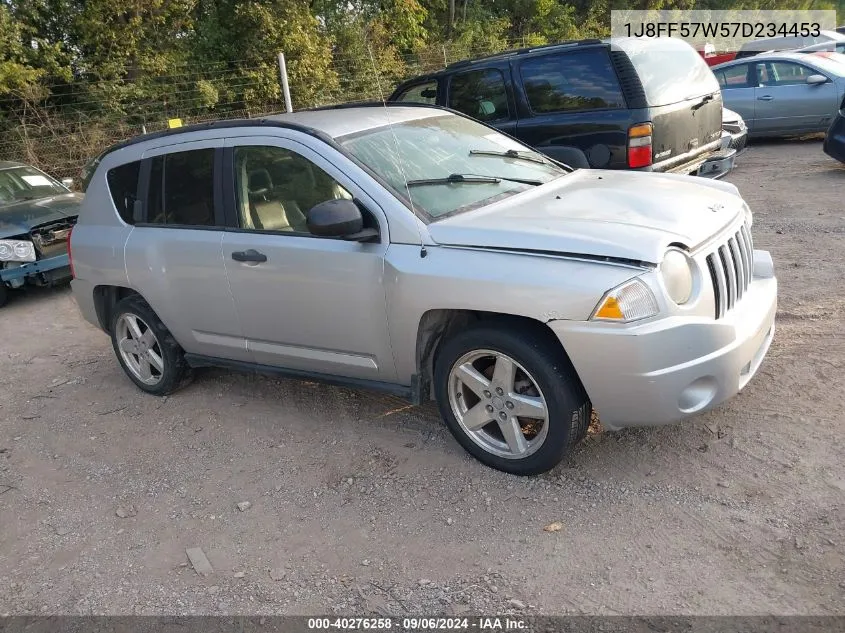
[
  {"xmin": 109, "ymin": 295, "xmax": 192, "ymax": 396},
  {"xmin": 433, "ymin": 324, "xmax": 590, "ymax": 476}
]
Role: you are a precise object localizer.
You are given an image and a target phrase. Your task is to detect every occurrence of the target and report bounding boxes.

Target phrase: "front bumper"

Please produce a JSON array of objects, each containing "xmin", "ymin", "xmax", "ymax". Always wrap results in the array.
[
  {"xmin": 0, "ymin": 253, "xmax": 71, "ymax": 285},
  {"xmin": 549, "ymin": 250, "xmax": 777, "ymax": 431}
]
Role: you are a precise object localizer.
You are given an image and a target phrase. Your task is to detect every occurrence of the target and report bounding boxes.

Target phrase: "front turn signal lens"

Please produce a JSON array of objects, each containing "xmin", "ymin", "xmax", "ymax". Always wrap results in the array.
[
  {"xmin": 591, "ymin": 278, "xmax": 660, "ymax": 323},
  {"xmin": 595, "ymin": 296, "xmax": 624, "ymax": 320}
]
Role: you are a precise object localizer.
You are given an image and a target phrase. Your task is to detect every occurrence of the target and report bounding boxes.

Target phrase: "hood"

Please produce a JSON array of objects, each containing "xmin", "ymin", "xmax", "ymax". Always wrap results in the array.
[
  {"xmin": 426, "ymin": 170, "xmax": 744, "ymax": 264},
  {"xmin": 0, "ymin": 193, "xmax": 82, "ymax": 238}
]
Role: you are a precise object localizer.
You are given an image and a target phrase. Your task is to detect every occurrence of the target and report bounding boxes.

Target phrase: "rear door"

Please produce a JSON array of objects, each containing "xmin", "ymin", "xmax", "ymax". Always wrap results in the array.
[
  {"xmin": 752, "ymin": 60, "xmax": 838, "ymax": 133},
  {"xmin": 124, "ymin": 140, "xmax": 250, "ymax": 362},
  {"xmin": 616, "ymin": 38, "xmax": 723, "ymax": 171},
  {"xmin": 512, "ymin": 48, "xmax": 629, "ymax": 168},
  {"xmin": 714, "ymin": 63, "xmax": 757, "ymax": 131},
  {"xmin": 445, "ymin": 66, "xmax": 519, "ymax": 137}
]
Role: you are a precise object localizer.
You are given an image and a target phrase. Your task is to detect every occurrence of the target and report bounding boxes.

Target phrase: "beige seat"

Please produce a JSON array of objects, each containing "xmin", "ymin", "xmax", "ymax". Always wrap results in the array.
[{"xmin": 248, "ymin": 169, "xmax": 306, "ymax": 232}]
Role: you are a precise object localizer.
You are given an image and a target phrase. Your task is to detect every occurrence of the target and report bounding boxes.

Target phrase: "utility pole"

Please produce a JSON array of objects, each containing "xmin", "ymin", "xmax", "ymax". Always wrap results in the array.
[{"xmin": 277, "ymin": 52, "xmax": 293, "ymax": 113}]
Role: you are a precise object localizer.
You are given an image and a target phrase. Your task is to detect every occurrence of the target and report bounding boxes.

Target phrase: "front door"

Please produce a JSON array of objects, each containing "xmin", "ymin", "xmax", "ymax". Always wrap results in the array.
[
  {"xmin": 752, "ymin": 60, "xmax": 838, "ymax": 133},
  {"xmin": 220, "ymin": 136, "xmax": 397, "ymax": 382}
]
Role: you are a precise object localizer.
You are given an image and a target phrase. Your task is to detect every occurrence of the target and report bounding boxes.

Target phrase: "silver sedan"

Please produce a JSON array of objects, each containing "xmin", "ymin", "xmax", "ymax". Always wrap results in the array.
[{"xmin": 712, "ymin": 52, "xmax": 845, "ymax": 136}]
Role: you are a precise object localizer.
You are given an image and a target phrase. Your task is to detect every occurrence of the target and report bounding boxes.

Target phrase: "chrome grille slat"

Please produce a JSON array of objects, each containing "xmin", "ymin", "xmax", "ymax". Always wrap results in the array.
[
  {"xmin": 728, "ymin": 236, "xmax": 744, "ymax": 301},
  {"xmin": 707, "ymin": 253, "xmax": 727, "ymax": 319},
  {"xmin": 719, "ymin": 245, "xmax": 736, "ymax": 310},
  {"xmin": 739, "ymin": 225, "xmax": 754, "ymax": 286},
  {"xmin": 707, "ymin": 222, "xmax": 754, "ymax": 320}
]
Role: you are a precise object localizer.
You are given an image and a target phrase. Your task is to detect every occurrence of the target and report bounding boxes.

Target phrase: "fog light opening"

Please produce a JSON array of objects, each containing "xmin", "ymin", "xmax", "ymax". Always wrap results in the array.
[{"xmin": 678, "ymin": 376, "xmax": 718, "ymax": 414}]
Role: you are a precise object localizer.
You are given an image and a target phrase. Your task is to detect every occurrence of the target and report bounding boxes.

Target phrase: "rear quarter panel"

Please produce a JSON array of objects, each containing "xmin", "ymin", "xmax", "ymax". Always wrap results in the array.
[{"xmin": 70, "ymin": 147, "xmax": 137, "ymax": 325}]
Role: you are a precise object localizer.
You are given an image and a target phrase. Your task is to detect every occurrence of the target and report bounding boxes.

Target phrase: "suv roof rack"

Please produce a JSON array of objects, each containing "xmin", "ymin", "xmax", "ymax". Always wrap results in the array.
[{"xmin": 444, "ymin": 38, "xmax": 604, "ymax": 70}]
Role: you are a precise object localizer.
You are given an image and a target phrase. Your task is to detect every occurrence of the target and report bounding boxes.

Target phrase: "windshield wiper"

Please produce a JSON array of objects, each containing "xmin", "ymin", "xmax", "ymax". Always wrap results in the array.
[
  {"xmin": 406, "ymin": 173, "xmax": 543, "ymax": 187},
  {"xmin": 469, "ymin": 148, "xmax": 549, "ymax": 164}
]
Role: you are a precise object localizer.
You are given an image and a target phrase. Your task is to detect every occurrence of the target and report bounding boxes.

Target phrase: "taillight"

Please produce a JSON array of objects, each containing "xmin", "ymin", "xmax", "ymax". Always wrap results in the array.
[
  {"xmin": 628, "ymin": 122, "xmax": 653, "ymax": 168},
  {"xmin": 67, "ymin": 226, "xmax": 75, "ymax": 279}
]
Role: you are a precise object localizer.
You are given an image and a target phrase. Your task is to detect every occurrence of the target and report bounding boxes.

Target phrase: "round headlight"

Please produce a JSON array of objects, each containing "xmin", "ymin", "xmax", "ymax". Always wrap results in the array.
[
  {"xmin": 0, "ymin": 242, "xmax": 11, "ymax": 260},
  {"xmin": 661, "ymin": 248, "xmax": 694, "ymax": 305},
  {"xmin": 13, "ymin": 241, "xmax": 32, "ymax": 259}
]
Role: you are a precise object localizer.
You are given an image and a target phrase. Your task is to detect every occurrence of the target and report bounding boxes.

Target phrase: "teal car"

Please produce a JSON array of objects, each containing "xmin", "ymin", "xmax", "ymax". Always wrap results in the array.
[{"xmin": 0, "ymin": 161, "xmax": 81, "ymax": 307}]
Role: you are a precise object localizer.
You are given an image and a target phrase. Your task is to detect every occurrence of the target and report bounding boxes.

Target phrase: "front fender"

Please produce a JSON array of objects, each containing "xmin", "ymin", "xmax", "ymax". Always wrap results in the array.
[{"xmin": 384, "ymin": 243, "xmax": 645, "ymax": 383}]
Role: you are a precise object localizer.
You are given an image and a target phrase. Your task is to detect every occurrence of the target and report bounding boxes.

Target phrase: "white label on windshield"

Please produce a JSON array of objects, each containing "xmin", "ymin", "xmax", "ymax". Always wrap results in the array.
[
  {"xmin": 21, "ymin": 175, "xmax": 52, "ymax": 187},
  {"xmin": 484, "ymin": 133, "xmax": 526, "ymax": 151}
]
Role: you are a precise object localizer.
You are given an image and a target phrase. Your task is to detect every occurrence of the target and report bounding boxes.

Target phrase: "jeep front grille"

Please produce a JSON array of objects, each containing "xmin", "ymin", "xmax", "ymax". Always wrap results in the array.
[{"xmin": 705, "ymin": 223, "xmax": 754, "ymax": 319}]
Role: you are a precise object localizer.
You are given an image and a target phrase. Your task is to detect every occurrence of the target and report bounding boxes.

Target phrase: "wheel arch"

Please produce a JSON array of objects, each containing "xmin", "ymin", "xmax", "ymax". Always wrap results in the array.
[
  {"xmin": 92, "ymin": 285, "xmax": 141, "ymax": 332},
  {"xmin": 413, "ymin": 309, "xmax": 577, "ymax": 404}
]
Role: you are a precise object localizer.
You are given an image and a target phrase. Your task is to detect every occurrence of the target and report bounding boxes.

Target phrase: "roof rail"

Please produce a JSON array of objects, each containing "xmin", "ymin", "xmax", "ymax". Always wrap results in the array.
[
  {"xmin": 304, "ymin": 101, "xmax": 449, "ymax": 112},
  {"xmin": 96, "ymin": 117, "xmax": 315, "ymax": 161},
  {"xmin": 445, "ymin": 38, "xmax": 604, "ymax": 69}
]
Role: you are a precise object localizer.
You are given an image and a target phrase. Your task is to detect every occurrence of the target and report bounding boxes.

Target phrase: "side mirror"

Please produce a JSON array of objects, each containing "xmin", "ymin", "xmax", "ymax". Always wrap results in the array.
[
  {"xmin": 306, "ymin": 199, "xmax": 379, "ymax": 242},
  {"xmin": 806, "ymin": 74, "xmax": 828, "ymax": 85},
  {"xmin": 420, "ymin": 88, "xmax": 437, "ymax": 98},
  {"xmin": 61, "ymin": 177, "xmax": 74, "ymax": 189}
]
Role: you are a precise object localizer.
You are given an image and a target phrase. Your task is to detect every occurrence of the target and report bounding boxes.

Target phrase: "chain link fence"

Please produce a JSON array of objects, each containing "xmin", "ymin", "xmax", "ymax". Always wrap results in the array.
[{"xmin": 0, "ymin": 37, "xmax": 540, "ymax": 182}]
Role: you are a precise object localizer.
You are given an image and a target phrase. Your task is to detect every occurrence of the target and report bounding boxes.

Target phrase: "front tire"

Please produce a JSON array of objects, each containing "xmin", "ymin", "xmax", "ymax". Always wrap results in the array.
[
  {"xmin": 434, "ymin": 324, "xmax": 590, "ymax": 476},
  {"xmin": 109, "ymin": 295, "xmax": 192, "ymax": 395}
]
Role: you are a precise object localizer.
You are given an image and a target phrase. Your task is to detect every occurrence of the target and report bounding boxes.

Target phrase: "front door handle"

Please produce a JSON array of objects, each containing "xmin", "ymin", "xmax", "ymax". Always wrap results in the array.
[
  {"xmin": 231, "ymin": 249, "xmax": 267, "ymax": 263},
  {"xmin": 757, "ymin": 95, "xmax": 774, "ymax": 101}
]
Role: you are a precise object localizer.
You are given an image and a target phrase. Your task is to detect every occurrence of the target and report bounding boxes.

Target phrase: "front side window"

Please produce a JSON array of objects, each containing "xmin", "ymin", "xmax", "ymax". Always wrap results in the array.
[
  {"xmin": 146, "ymin": 149, "xmax": 215, "ymax": 226},
  {"xmin": 107, "ymin": 161, "xmax": 141, "ymax": 224},
  {"xmin": 394, "ymin": 81, "xmax": 438, "ymax": 104},
  {"xmin": 520, "ymin": 51, "xmax": 626, "ymax": 113},
  {"xmin": 233, "ymin": 146, "xmax": 352, "ymax": 233},
  {"xmin": 761, "ymin": 61, "xmax": 817, "ymax": 86},
  {"xmin": 339, "ymin": 113, "xmax": 567, "ymax": 219},
  {"xmin": 448, "ymin": 69, "xmax": 510, "ymax": 122},
  {"xmin": 0, "ymin": 165, "xmax": 67, "ymax": 208}
]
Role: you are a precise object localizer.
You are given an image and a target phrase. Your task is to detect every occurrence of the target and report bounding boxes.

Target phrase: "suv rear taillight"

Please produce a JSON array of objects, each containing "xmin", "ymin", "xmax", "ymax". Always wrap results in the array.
[
  {"xmin": 67, "ymin": 226, "xmax": 75, "ymax": 279},
  {"xmin": 628, "ymin": 123, "xmax": 653, "ymax": 168}
]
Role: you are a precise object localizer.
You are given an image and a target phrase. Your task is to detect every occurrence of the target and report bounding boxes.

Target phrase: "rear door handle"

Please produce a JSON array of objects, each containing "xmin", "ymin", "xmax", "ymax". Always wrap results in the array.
[
  {"xmin": 231, "ymin": 249, "xmax": 267, "ymax": 263},
  {"xmin": 757, "ymin": 95, "xmax": 774, "ymax": 101}
]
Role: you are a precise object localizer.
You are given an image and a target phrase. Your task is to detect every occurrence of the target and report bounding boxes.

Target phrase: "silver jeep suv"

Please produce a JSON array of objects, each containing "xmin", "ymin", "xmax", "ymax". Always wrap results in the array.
[{"xmin": 69, "ymin": 105, "xmax": 777, "ymax": 475}]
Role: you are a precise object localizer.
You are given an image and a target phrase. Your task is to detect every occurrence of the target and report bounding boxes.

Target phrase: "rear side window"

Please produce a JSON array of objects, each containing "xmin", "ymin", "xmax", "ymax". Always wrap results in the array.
[
  {"xmin": 146, "ymin": 149, "xmax": 215, "ymax": 227},
  {"xmin": 715, "ymin": 65, "xmax": 751, "ymax": 89},
  {"xmin": 394, "ymin": 81, "xmax": 438, "ymax": 104},
  {"xmin": 106, "ymin": 161, "xmax": 141, "ymax": 224},
  {"xmin": 615, "ymin": 38, "xmax": 720, "ymax": 106},
  {"xmin": 448, "ymin": 69, "xmax": 510, "ymax": 122},
  {"xmin": 520, "ymin": 51, "xmax": 625, "ymax": 113}
]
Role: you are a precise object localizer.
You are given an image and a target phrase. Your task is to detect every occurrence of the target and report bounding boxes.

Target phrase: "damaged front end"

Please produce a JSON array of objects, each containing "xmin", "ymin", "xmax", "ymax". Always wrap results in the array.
[{"xmin": 0, "ymin": 217, "xmax": 77, "ymax": 300}]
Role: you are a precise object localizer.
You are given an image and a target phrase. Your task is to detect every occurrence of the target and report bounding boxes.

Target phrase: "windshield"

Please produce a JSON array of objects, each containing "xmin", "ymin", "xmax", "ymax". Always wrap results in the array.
[
  {"xmin": 337, "ymin": 114, "xmax": 567, "ymax": 219},
  {"xmin": 0, "ymin": 166, "xmax": 67, "ymax": 208},
  {"xmin": 804, "ymin": 54, "xmax": 845, "ymax": 75}
]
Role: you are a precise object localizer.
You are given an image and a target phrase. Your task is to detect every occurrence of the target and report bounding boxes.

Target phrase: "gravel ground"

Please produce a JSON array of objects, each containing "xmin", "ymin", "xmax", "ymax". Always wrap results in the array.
[{"xmin": 0, "ymin": 140, "xmax": 844, "ymax": 617}]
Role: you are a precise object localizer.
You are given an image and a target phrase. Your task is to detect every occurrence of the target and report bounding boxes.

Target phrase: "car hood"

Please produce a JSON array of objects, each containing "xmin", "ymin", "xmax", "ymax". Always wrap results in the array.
[
  {"xmin": 426, "ymin": 170, "xmax": 745, "ymax": 264},
  {"xmin": 0, "ymin": 193, "xmax": 82, "ymax": 238}
]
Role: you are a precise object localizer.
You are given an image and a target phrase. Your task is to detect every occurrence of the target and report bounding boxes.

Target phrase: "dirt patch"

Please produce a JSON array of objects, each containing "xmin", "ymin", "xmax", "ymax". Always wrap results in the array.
[{"xmin": 1, "ymin": 141, "xmax": 843, "ymax": 616}]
